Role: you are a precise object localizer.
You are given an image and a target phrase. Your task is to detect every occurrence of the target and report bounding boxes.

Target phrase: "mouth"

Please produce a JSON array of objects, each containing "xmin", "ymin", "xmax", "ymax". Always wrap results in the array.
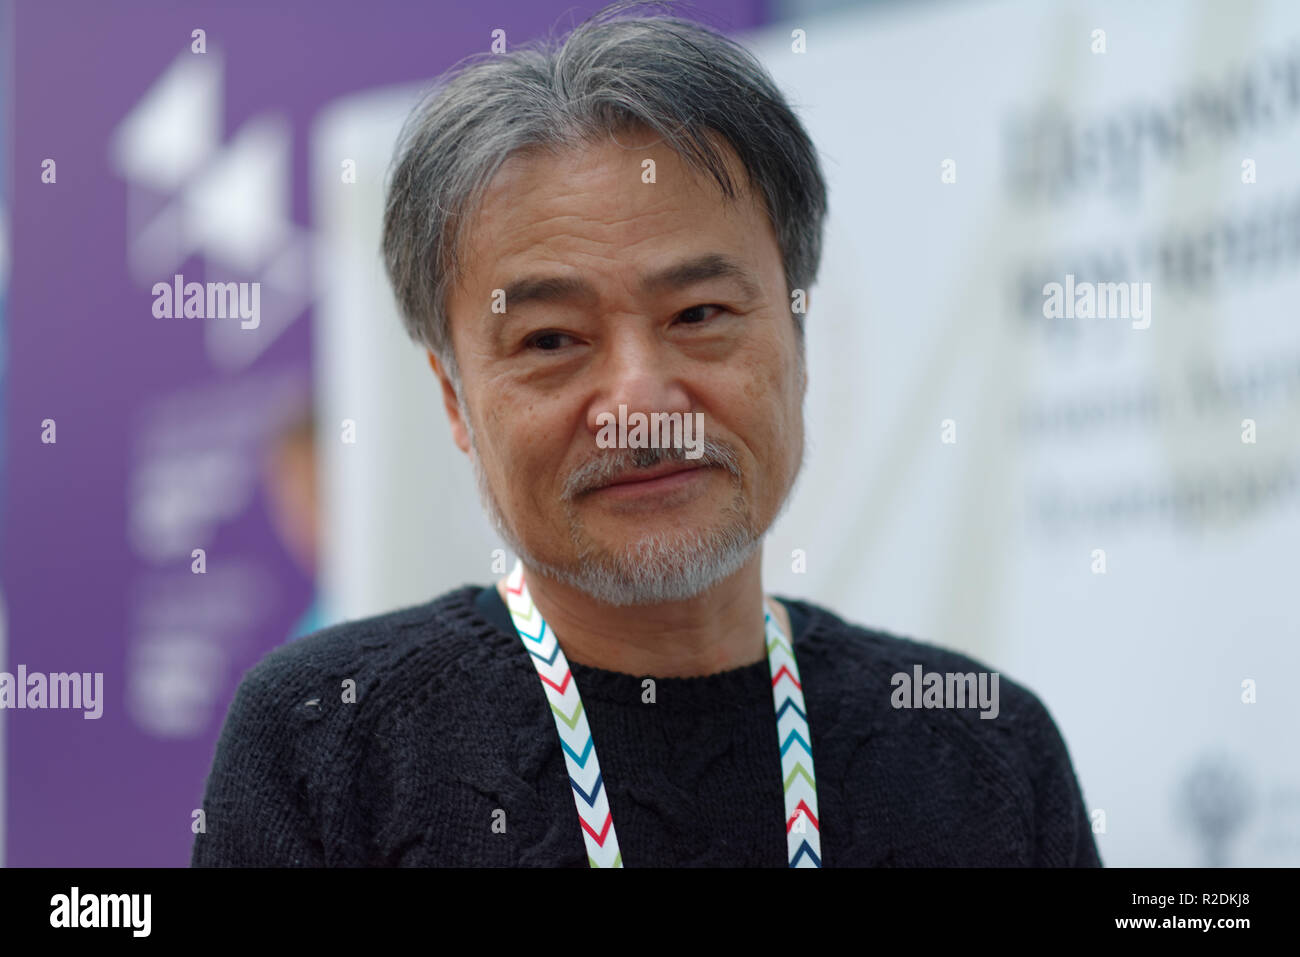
[{"xmin": 588, "ymin": 462, "xmax": 710, "ymax": 500}]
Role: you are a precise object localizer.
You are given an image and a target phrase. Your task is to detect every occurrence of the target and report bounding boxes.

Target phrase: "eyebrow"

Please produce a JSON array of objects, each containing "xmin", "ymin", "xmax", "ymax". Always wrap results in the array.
[{"xmin": 498, "ymin": 252, "xmax": 763, "ymax": 315}]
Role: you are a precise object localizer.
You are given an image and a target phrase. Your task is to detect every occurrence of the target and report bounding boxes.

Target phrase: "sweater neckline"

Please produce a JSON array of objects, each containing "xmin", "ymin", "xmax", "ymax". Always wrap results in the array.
[{"xmin": 469, "ymin": 582, "xmax": 815, "ymax": 709}]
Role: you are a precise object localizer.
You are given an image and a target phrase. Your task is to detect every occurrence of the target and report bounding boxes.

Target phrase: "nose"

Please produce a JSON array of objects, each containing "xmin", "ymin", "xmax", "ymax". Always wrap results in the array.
[{"xmin": 586, "ymin": 325, "xmax": 694, "ymax": 439}]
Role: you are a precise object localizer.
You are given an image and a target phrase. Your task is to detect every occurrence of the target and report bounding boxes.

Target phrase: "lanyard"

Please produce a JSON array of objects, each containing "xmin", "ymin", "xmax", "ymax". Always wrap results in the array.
[{"xmin": 502, "ymin": 558, "xmax": 822, "ymax": 868}]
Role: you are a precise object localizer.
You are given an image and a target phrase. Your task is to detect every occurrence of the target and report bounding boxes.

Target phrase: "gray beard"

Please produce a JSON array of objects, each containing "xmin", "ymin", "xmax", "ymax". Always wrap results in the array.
[{"xmin": 464, "ymin": 409, "xmax": 772, "ymax": 606}]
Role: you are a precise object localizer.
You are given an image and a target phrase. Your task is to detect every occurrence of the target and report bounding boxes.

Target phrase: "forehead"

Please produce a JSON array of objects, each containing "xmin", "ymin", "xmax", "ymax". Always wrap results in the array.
[{"xmin": 449, "ymin": 130, "xmax": 777, "ymax": 305}]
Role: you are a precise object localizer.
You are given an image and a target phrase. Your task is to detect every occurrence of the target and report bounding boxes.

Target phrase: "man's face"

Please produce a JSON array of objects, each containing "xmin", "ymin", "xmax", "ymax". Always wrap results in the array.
[{"xmin": 438, "ymin": 127, "xmax": 806, "ymax": 604}]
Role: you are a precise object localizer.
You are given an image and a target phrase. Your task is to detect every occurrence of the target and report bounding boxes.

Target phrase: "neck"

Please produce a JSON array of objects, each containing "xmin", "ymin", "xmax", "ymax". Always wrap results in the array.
[{"xmin": 499, "ymin": 552, "xmax": 789, "ymax": 678}]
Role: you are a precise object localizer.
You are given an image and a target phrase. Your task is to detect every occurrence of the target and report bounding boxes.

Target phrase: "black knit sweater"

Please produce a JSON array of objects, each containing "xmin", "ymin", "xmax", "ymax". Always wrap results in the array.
[{"xmin": 191, "ymin": 584, "xmax": 1102, "ymax": 867}]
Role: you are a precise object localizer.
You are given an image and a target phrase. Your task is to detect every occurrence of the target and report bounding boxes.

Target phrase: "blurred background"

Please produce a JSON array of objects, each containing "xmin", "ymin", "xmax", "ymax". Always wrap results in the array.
[{"xmin": 2, "ymin": 0, "xmax": 1298, "ymax": 867}]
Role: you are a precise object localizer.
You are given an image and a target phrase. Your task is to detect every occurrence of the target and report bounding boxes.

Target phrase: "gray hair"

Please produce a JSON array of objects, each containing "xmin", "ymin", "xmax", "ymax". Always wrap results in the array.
[{"xmin": 381, "ymin": 0, "xmax": 828, "ymax": 387}]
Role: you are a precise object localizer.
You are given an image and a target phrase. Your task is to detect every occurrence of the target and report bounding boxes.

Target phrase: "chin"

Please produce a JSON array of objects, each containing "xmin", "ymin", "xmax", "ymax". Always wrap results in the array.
[{"xmin": 558, "ymin": 526, "xmax": 761, "ymax": 603}]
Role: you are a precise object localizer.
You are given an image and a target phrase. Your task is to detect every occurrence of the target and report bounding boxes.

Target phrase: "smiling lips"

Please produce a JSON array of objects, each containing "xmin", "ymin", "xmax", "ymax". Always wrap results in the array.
[{"xmin": 591, "ymin": 462, "xmax": 709, "ymax": 498}]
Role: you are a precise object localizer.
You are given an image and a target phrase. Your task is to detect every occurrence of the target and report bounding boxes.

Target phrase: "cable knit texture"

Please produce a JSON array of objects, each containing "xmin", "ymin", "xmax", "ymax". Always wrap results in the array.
[{"xmin": 191, "ymin": 584, "xmax": 1102, "ymax": 867}]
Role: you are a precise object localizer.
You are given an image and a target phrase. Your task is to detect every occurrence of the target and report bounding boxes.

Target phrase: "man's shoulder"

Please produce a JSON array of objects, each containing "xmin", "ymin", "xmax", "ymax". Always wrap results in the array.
[
  {"xmin": 785, "ymin": 595, "xmax": 1012, "ymax": 675},
  {"xmin": 784, "ymin": 596, "xmax": 1100, "ymax": 866},
  {"xmin": 782, "ymin": 596, "xmax": 1065, "ymax": 752},
  {"xmin": 231, "ymin": 584, "xmax": 497, "ymax": 710}
]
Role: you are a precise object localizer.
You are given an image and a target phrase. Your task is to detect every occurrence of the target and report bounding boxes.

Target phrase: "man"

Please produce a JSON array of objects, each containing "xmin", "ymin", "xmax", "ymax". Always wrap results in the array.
[{"xmin": 192, "ymin": 2, "xmax": 1101, "ymax": 867}]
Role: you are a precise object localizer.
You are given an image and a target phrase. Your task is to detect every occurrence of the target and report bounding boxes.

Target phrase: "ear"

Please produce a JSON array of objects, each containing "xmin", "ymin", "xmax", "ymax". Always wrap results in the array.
[{"xmin": 427, "ymin": 351, "xmax": 472, "ymax": 456}]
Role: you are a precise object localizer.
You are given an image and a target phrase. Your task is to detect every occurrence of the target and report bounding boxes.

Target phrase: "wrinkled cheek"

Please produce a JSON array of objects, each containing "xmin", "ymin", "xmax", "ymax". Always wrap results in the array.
[{"xmin": 526, "ymin": 482, "xmax": 568, "ymax": 539}]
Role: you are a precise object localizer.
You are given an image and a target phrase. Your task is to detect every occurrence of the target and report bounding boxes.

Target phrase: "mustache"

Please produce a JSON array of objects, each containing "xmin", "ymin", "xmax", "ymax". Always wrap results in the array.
[{"xmin": 562, "ymin": 438, "xmax": 742, "ymax": 500}]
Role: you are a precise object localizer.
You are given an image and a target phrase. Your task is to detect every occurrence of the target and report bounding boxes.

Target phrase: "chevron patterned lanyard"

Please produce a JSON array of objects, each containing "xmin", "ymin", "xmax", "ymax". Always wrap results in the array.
[{"xmin": 501, "ymin": 558, "xmax": 822, "ymax": 868}]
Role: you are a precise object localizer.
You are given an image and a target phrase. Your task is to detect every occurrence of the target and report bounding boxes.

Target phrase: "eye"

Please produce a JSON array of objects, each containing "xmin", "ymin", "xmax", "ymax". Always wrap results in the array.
[
  {"xmin": 525, "ymin": 330, "xmax": 575, "ymax": 351},
  {"xmin": 677, "ymin": 304, "xmax": 727, "ymax": 325}
]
